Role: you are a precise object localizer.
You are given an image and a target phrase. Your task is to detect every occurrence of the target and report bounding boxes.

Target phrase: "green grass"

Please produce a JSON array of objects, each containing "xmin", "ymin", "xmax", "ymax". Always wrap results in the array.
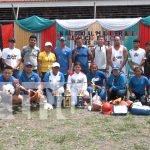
[{"xmin": 0, "ymin": 109, "xmax": 150, "ymax": 150}]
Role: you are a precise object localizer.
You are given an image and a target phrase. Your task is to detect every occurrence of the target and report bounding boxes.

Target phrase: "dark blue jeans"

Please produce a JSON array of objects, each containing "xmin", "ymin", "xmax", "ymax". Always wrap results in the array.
[
  {"xmin": 130, "ymin": 92, "xmax": 147, "ymax": 105},
  {"xmin": 107, "ymin": 89, "xmax": 127, "ymax": 101}
]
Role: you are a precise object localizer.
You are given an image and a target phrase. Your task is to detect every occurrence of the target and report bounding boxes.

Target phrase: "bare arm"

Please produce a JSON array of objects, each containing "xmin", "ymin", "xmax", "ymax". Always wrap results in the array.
[
  {"xmin": 72, "ymin": 51, "xmax": 78, "ymax": 63},
  {"xmin": 106, "ymin": 47, "xmax": 109, "ymax": 71},
  {"xmin": 107, "ymin": 47, "xmax": 113, "ymax": 68},
  {"xmin": 91, "ymin": 47, "xmax": 95, "ymax": 63},
  {"xmin": 68, "ymin": 57, "xmax": 72, "ymax": 72},
  {"xmin": 119, "ymin": 47, "xmax": 128, "ymax": 71},
  {"xmin": 140, "ymin": 52, "xmax": 146, "ymax": 66},
  {"xmin": 2, "ymin": 59, "xmax": 11, "ymax": 67},
  {"xmin": 38, "ymin": 59, "xmax": 42, "ymax": 77},
  {"xmin": 88, "ymin": 50, "xmax": 93, "ymax": 61}
]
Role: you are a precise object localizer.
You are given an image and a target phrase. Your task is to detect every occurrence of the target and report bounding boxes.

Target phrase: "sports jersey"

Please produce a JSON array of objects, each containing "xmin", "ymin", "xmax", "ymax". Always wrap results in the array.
[
  {"xmin": 54, "ymin": 46, "xmax": 72, "ymax": 74},
  {"xmin": 19, "ymin": 71, "xmax": 40, "ymax": 89},
  {"xmin": 38, "ymin": 51, "xmax": 56, "ymax": 72},
  {"xmin": 129, "ymin": 75, "xmax": 149, "ymax": 95},
  {"xmin": 87, "ymin": 70, "xmax": 106, "ymax": 86},
  {"xmin": 0, "ymin": 74, "xmax": 16, "ymax": 90},
  {"xmin": 2, "ymin": 47, "xmax": 21, "ymax": 68},
  {"xmin": 111, "ymin": 45, "xmax": 126, "ymax": 73},
  {"xmin": 72, "ymin": 46, "xmax": 90, "ymax": 73},
  {"xmin": 43, "ymin": 71, "xmax": 65, "ymax": 92},
  {"xmin": 67, "ymin": 72, "xmax": 87, "ymax": 92},
  {"xmin": 107, "ymin": 72, "xmax": 127, "ymax": 91}
]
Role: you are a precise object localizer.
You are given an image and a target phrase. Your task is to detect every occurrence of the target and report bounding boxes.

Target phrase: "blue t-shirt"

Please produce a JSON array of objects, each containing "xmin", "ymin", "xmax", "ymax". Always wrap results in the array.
[
  {"xmin": 107, "ymin": 72, "xmax": 127, "ymax": 91},
  {"xmin": 87, "ymin": 71, "xmax": 106, "ymax": 86},
  {"xmin": 0, "ymin": 75, "xmax": 16, "ymax": 90},
  {"xmin": 43, "ymin": 71, "xmax": 65, "ymax": 90},
  {"xmin": 129, "ymin": 75, "xmax": 149, "ymax": 95},
  {"xmin": 72, "ymin": 46, "xmax": 90, "ymax": 73},
  {"xmin": 54, "ymin": 46, "xmax": 72, "ymax": 74},
  {"xmin": 19, "ymin": 71, "xmax": 40, "ymax": 89}
]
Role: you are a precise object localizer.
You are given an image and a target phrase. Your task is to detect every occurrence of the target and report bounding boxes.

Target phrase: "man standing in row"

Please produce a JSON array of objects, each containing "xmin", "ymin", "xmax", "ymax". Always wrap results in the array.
[
  {"xmin": 72, "ymin": 36, "xmax": 93, "ymax": 74},
  {"xmin": 55, "ymin": 37, "xmax": 72, "ymax": 80},
  {"xmin": 128, "ymin": 39, "xmax": 145, "ymax": 77},
  {"xmin": 2, "ymin": 38, "xmax": 21, "ymax": 79},
  {"xmin": 92, "ymin": 36, "xmax": 109, "ymax": 73},
  {"xmin": 21, "ymin": 35, "xmax": 40, "ymax": 73},
  {"xmin": 107, "ymin": 36, "xmax": 128, "ymax": 74}
]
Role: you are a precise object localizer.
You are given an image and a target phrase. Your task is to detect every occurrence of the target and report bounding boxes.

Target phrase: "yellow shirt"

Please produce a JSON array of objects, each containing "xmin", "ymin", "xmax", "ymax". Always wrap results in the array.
[{"xmin": 38, "ymin": 51, "xmax": 56, "ymax": 72}]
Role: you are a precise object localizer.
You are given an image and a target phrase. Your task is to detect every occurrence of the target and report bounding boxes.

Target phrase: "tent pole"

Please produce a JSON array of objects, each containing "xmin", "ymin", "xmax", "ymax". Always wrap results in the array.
[
  {"xmin": 16, "ymin": 6, "xmax": 20, "ymax": 20},
  {"xmin": 94, "ymin": 1, "xmax": 96, "ymax": 19},
  {"xmin": 11, "ymin": 4, "xmax": 16, "ymax": 20}
]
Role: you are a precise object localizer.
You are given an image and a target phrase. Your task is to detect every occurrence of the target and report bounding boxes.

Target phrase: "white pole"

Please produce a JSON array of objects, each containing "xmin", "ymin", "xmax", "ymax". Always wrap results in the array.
[
  {"xmin": 16, "ymin": 6, "xmax": 20, "ymax": 20},
  {"xmin": 94, "ymin": 1, "xmax": 96, "ymax": 19},
  {"xmin": 11, "ymin": 4, "xmax": 16, "ymax": 20}
]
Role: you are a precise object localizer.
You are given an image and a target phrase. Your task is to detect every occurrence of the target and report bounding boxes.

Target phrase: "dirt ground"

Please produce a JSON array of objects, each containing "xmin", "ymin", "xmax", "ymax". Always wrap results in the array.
[{"xmin": 0, "ymin": 108, "xmax": 150, "ymax": 150}]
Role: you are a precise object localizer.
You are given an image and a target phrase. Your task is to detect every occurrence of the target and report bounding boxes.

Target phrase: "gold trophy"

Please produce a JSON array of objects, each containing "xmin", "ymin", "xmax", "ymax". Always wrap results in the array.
[{"xmin": 63, "ymin": 90, "xmax": 71, "ymax": 108}]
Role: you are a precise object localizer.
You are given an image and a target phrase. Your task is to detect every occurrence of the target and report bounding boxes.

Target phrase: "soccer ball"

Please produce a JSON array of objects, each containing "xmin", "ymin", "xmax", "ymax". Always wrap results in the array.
[{"xmin": 2, "ymin": 84, "xmax": 15, "ymax": 95}]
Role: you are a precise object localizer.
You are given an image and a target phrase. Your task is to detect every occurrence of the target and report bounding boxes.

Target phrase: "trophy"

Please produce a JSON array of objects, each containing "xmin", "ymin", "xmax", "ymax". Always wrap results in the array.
[
  {"xmin": 63, "ymin": 90, "xmax": 71, "ymax": 108},
  {"xmin": 76, "ymin": 90, "xmax": 84, "ymax": 109}
]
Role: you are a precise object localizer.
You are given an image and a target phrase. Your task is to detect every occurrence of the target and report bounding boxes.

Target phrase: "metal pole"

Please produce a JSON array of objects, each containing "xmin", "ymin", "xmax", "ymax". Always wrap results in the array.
[
  {"xmin": 11, "ymin": 4, "xmax": 16, "ymax": 20},
  {"xmin": 16, "ymin": 6, "xmax": 20, "ymax": 20},
  {"xmin": 94, "ymin": 1, "xmax": 96, "ymax": 19}
]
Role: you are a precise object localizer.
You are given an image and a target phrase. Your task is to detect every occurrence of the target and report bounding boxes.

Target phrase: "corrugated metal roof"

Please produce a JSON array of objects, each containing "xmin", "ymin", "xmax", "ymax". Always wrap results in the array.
[{"xmin": 0, "ymin": 0, "xmax": 72, "ymax": 2}]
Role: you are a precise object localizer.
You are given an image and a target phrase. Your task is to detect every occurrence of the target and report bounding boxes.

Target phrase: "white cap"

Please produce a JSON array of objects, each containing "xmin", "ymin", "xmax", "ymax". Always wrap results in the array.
[
  {"xmin": 45, "ymin": 42, "xmax": 52, "ymax": 47},
  {"xmin": 60, "ymin": 37, "xmax": 66, "ymax": 41},
  {"xmin": 52, "ymin": 62, "xmax": 60, "ymax": 68}
]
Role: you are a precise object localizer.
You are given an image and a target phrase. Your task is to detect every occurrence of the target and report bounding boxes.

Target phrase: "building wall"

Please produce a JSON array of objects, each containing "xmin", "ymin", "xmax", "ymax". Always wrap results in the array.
[{"xmin": 0, "ymin": 5, "xmax": 150, "ymax": 20}]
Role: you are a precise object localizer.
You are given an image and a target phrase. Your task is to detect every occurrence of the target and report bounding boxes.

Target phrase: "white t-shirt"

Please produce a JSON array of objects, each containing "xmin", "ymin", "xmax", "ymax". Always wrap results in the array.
[
  {"xmin": 2, "ymin": 47, "xmax": 21, "ymax": 68},
  {"xmin": 94, "ymin": 45, "xmax": 107, "ymax": 70},
  {"xmin": 128, "ymin": 48, "xmax": 145, "ymax": 66}
]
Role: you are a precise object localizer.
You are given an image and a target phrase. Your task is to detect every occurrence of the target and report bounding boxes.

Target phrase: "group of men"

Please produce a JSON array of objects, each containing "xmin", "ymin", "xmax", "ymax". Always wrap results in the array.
[{"xmin": 0, "ymin": 34, "xmax": 150, "ymax": 108}]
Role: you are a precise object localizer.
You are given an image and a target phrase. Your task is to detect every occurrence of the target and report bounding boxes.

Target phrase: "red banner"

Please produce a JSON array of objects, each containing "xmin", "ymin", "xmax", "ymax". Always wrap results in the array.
[
  {"xmin": 140, "ymin": 22, "xmax": 150, "ymax": 50},
  {"xmin": 1, "ymin": 23, "xmax": 14, "ymax": 48},
  {"xmin": 41, "ymin": 24, "xmax": 56, "ymax": 51}
]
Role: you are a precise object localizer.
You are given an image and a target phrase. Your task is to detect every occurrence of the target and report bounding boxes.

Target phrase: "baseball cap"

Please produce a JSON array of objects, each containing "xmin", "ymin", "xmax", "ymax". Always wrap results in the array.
[
  {"xmin": 52, "ymin": 62, "xmax": 60, "ymax": 68},
  {"xmin": 112, "ymin": 65, "xmax": 119, "ymax": 70},
  {"xmin": 60, "ymin": 37, "xmax": 66, "ymax": 41},
  {"xmin": 45, "ymin": 42, "xmax": 52, "ymax": 47},
  {"xmin": 8, "ymin": 38, "xmax": 16, "ymax": 43},
  {"xmin": 25, "ymin": 62, "xmax": 33, "ymax": 67},
  {"xmin": 133, "ymin": 39, "xmax": 140, "ymax": 43}
]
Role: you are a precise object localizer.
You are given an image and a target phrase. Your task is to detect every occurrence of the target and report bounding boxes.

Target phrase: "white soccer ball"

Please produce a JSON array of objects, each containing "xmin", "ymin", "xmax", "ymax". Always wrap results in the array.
[
  {"xmin": 44, "ymin": 103, "xmax": 53, "ymax": 110},
  {"xmin": 2, "ymin": 84, "xmax": 15, "ymax": 95},
  {"xmin": 87, "ymin": 105, "xmax": 92, "ymax": 111}
]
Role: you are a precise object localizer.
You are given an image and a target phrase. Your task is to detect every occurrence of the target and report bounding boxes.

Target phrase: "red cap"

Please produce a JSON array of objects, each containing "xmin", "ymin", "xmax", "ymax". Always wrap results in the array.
[{"xmin": 102, "ymin": 102, "xmax": 112, "ymax": 115}]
